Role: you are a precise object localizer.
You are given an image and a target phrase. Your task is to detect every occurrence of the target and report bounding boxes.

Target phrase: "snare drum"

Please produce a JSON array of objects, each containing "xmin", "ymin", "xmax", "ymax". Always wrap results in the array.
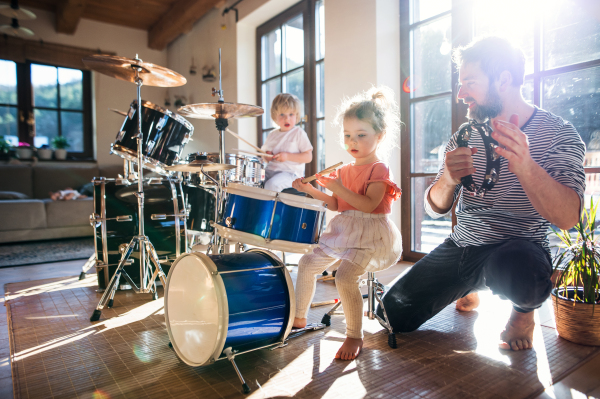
[
  {"xmin": 112, "ymin": 100, "xmax": 193, "ymax": 175},
  {"xmin": 184, "ymin": 152, "xmax": 264, "ymax": 187},
  {"xmin": 165, "ymin": 249, "xmax": 294, "ymax": 367},
  {"xmin": 213, "ymin": 183, "xmax": 326, "ymax": 253},
  {"xmin": 90, "ymin": 177, "xmax": 187, "ymax": 289}
]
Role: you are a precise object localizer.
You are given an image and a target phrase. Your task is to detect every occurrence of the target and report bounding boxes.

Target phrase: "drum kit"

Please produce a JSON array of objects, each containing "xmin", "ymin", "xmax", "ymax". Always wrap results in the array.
[{"xmin": 84, "ymin": 51, "xmax": 326, "ymax": 393}]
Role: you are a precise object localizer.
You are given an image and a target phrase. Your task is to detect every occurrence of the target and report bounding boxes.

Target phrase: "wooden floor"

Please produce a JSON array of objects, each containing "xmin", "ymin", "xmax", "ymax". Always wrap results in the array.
[{"xmin": 1, "ymin": 255, "xmax": 600, "ymax": 399}]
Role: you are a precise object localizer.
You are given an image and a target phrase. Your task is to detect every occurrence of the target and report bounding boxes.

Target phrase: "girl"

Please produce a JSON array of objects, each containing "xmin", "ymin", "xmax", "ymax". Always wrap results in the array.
[{"xmin": 291, "ymin": 86, "xmax": 402, "ymax": 361}]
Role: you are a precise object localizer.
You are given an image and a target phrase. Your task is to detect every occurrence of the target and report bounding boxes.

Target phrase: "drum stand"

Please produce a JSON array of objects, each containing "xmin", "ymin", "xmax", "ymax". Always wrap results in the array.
[{"xmin": 90, "ymin": 60, "xmax": 169, "ymax": 322}]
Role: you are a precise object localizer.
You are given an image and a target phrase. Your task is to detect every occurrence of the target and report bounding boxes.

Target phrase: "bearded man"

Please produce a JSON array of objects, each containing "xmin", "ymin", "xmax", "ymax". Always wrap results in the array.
[{"xmin": 378, "ymin": 36, "xmax": 586, "ymax": 350}]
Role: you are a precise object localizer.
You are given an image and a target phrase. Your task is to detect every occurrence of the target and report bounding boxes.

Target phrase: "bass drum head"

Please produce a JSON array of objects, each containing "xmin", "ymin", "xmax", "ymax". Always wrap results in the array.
[{"xmin": 165, "ymin": 252, "xmax": 228, "ymax": 367}]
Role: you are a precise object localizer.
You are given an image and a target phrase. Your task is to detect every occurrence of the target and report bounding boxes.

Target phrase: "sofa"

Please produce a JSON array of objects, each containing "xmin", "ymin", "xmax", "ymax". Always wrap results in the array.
[{"xmin": 0, "ymin": 162, "xmax": 122, "ymax": 244}]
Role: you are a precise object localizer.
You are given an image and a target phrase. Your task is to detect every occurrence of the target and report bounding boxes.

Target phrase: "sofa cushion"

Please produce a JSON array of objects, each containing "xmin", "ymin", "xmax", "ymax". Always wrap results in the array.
[
  {"xmin": 44, "ymin": 198, "xmax": 93, "ymax": 228},
  {"xmin": 0, "ymin": 200, "xmax": 47, "ymax": 231},
  {"xmin": 0, "ymin": 191, "xmax": 29, "ymax": 199},
  {"xmin": 33, "ymin": 164, "xmax": 100, "ymax": 199},
  {"xmin": 0, "ymin": 165, "xmax": 33, "ymax": 198}
]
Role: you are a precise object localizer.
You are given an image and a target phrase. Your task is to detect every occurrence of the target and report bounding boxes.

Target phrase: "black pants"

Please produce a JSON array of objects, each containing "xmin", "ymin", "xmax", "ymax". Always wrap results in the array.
[{"xmin": 377, "ymin": 239, "xmax": 553, "ymax": 333}]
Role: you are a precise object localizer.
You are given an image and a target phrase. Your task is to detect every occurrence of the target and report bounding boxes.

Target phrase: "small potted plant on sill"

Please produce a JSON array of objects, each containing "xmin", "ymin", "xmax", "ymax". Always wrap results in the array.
[
  {"xmin": 51, "ymin": 136, "xmax": 70, "ymax": 160},
  {"xmin": 37, "ymin": 144, "xmax": 53, "ymax": 160},
  {"xmin": 0, "ymin": 136, "xmax": 11, "ymax": 160},
  {"xmin": 551, "ymin": 199, "xmax": 600, "ymax": 346},
  {"xmin": 15, "ymin": 142, "xmax": 33, "ymax": 159}
]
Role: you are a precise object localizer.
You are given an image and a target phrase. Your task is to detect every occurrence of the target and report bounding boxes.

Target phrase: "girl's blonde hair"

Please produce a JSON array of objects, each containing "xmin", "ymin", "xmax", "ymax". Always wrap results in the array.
[
  {"xmin": 270, "ymin": 93, "xmax": 302, "ymax": 122},
  {"xmin": 334, "ymin": 86, "xmax": 400, "ymax": 162}
]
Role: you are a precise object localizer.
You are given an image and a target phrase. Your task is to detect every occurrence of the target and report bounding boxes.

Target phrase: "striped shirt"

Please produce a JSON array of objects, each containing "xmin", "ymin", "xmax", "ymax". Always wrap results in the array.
[{"xmin": 424, "ymin": 107, "xmax": 586, "ymax": 249}]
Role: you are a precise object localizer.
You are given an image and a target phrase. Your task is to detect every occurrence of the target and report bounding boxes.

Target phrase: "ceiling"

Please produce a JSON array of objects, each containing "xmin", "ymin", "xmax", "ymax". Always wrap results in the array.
[{"xmin": 1, "ymin": 0, "xmax": 225, "ymax": 50}]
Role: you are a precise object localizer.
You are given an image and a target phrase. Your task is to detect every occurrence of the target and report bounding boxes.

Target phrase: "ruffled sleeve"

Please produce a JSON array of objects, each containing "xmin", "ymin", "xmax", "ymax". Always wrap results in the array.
[{"xmin": 364, "ymin": 162, "xmax": 401, "ymax": 201}]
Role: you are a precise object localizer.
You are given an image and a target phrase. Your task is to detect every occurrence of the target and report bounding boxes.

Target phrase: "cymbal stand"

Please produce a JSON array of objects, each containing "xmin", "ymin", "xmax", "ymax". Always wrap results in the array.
[
  {"xmin": 201, "ymin": 165, "xmax": 226, "ymax": 255},
  {"xmin": 90, "ymin": 56, "xmax": 168, "ymax": 322}
]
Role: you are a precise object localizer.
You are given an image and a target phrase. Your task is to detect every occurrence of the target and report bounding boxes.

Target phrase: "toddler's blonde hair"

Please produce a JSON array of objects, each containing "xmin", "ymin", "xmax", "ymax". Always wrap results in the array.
[
  {"xmin": 334, "ymin": 86, "xmax": 400, "ymax": 162},
  {"xmin": 270, "ymin": 93, "xmax": 302, "ymax": 123}
]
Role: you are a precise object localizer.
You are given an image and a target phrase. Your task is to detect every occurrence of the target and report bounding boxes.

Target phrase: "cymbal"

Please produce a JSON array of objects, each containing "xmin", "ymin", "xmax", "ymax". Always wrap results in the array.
[
  {"xmin": 82, "ymin": 55, "xmax": 186, "ymax": 87},
  {"xmin": 177, "ymin": 102, "xmax": 264, "ymax": 119},
  {"xmin": 165, "ymin": 161, "xmax": 237, "ymax": 173}
]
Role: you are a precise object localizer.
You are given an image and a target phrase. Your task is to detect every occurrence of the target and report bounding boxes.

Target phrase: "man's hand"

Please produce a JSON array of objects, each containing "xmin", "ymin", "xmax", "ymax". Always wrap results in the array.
[
  {"xmin": 492, "ymin": 114, "xmax": 535, "ymax": 177},
  {"xmin": 441, "ymin": 146, "xmax": 478, "ymax": 186}
]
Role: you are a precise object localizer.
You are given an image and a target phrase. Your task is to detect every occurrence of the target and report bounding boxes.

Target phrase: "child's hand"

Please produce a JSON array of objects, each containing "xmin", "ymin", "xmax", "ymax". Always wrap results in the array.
[
  {"xmin": 292, "ymin": 178, "xmax": 312, "ymax": 193},
  {"xmin": 262, "ymin": 151, "xmax": 274, "ymax": 162},
  {"xmin": 315, "ymin": 173, "xmax": 342, "ymax": 192},
  {"xmin": 272, "ymin": 152, "xmax": 289, "ymax": 162}
]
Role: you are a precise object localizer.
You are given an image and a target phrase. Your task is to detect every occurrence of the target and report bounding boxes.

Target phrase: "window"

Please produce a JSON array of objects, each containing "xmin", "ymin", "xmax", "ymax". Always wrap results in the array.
[
  {"xmin": 0, "ymin": 59, "xmax": 92, "ymax": 158},
  {"xmin": 257, "ymin": 0, "xmax": 325, "ymax": 176},
  {"xmin": 400, "ymin": 0, "xmax": 600, "ymax": 261}
]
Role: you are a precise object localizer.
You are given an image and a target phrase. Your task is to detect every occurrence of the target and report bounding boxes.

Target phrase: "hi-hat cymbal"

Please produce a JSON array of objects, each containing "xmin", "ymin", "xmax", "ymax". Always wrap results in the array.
[
  {"xmin": 82, "ymin": 55, "xmax": 186, "ymax": 87},
  {"xmin": 177, "ymin": 102, "xmax": 264, "ymax": 119},
  {"xmin": 165, "ymin": 161, "xmax": 237, "ymax": 173}
]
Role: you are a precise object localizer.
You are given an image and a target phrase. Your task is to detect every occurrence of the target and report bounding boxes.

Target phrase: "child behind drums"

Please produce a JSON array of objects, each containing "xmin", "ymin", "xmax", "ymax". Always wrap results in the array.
[
  {"xmin": 261, "ymin": 93, "xmax": 313, "ymax": 192},
  {"xmin": 292, "ymin": 86, "xmax": 402, "ymax": 361}
]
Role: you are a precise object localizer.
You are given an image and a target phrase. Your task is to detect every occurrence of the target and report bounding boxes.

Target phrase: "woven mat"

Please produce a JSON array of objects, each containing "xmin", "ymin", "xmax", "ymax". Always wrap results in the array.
[
  {"xmin": 0, "ymin": 238, "xmax": 94, "ymax": 267},
  {"xmin": 5, "ymin": 269, "xmax": 599, "ymax": 399}
]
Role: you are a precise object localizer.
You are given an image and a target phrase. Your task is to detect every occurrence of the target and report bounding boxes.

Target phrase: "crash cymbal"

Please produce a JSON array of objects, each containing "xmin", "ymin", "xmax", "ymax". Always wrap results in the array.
[
  {"xmin": 82, "ymin": 55, "xmax": 186, "ymax": 87},
  {"xmin": 165, "ymin": 161, "xmax": 237, "ymax": 173},
  {"xmin": 177, "ymin": 102, "xmax": 264, "ymax": 119}
]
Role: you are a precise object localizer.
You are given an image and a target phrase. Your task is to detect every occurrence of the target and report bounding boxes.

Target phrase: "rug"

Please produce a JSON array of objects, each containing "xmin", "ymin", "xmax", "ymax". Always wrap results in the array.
[
  {"xmin": 4, "ymin": 267, "xmax": 600, "ymax": 399},
  {"xmin": 0, "ymin": 238, "xmax": 94, "ymax": 267}
]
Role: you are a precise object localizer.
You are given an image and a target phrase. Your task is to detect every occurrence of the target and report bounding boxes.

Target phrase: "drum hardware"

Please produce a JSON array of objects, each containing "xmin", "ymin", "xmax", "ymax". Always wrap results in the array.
[
  {"xmin": 456, "ymin": 119, "xmax": 500, "ymax": 197},
  {"xmin": 83, "ymin": 54, "xmax": 187, "ymax": 321},
  {"xmin": 109, "ymin": 108, "xmax": 128, "ymax": 116}
]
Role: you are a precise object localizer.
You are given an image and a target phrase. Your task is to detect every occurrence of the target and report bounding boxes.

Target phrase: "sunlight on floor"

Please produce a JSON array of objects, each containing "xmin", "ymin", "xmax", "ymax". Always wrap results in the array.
[
  {"xmin": 7, "ymin": 276, "xmax": 97, "ymax": 300},
  {"xmin": 472, "ymin": 290, "xmax": 512, "ymax": 365},
  {"xmin": 324, "ymin": 371, "xmax": 366, "ymax": 399}
]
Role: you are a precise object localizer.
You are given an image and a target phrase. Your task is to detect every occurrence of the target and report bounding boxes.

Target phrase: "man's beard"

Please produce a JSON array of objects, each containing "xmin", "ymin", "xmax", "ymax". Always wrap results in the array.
[{"xmin": 466, "ymin": 83, "xmax": 503, "ymax": 123}]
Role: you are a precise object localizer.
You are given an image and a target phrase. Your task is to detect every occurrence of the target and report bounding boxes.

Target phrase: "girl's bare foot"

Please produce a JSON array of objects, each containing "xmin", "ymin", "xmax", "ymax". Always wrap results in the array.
[
  {"xmin": 335, "ymin": 337, "xmax": 363, "ymax": 361},
  {"xmin": 456, "ymin": 292, "xmax": 480, "ymax": 312},
  {"xmin": 499, "ymin": 309, "xmax": 535, "ymax": 351},
  {"xmin": 293, "ymin": 317, "xmax": 307, "ymax": 329}
]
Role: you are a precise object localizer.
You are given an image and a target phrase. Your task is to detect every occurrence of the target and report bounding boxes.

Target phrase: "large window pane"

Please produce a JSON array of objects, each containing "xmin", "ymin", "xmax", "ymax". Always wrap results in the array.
[
  {"xmin": 317, "ymin": 119, "xmax": 325, "ymax": 172},
  {"xmin": 316, "ymin": 62, "xmax": 324, "ymax": 118},
  {"xmin": 522, "ymin": 79, "xmax": 534, "ymax": 105},
  {"xmin": 0, "ymin": 60, "xmax": 17, "ymax": 105},
  {"xmin": 283, "ymin": 68, "xmax": 304, "ymax": 107},
  {"xmin": 412, "ymin": 16, "xmax": 451, "ymax": 98},
  {"xmin": 32, "ymin": 64, "xmax": 58, "ymax": 108},
  {"xmin": 262, "ymin": 78, "xmax": 281, "ymax": 129},
  {"xmin": 542, "ymin": 67, "xmax": 600, "ymax": 166},
  {"xmin": 62, "ymin": 111, "xmax": 83, "ymax": 152},
  {"xmin": 283, "ymin": 15, "xmax": 304, "ymax": 72},
  {"xmin": 544, "ymin": 0, "xmax": 600, "ymax": 70},
  {"xmin": 412, "ymin": 176, "xmax": 452, "ymax": 253},
  {"xmin": 34, "ymin": 109, "xmax": 59, "ymax": 144},
  {"xmin": 411, "ymin": 0, "xmax": 451, "ymax": 23},
  {"xmin": 261, "ymin": 29, "xmax": 281, "ymax": 80},
  {"xmin": 0, "ymin": 106, "xmax": 18, "ymax": 137},
  {"xmin": 315, "ymin": 0, "xmax": 325, "ymax": 61},
  {"xmin": 59, "ymin": 68, "xmax": 83, "ymax": 110},
  {"xmin": 473, "ymin": 0, "xmax": 535, "ymax": 75},
  {"xmin": 412, "ymin": 96, "xmax": 452, "ymax": 173}
]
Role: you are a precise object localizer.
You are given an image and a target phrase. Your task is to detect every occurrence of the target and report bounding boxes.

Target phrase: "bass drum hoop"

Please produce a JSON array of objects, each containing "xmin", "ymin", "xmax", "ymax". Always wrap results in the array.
[{"xmin": 165, "ymin": 252, "xmax": 229, "ymax": 367}]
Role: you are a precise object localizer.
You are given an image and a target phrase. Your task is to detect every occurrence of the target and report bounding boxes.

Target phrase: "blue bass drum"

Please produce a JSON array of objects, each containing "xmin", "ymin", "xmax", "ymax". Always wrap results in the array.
[
  {"xmin": 165, "ymin": 249, "xmax": 294, "ymax": 366},
  {"xmin": 214, "ymin": 183, "xmax": 326, "ymax": 253}
]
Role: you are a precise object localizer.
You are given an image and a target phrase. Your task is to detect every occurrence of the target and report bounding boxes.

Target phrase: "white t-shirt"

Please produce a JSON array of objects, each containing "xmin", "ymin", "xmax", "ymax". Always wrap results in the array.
[{"xmin": 261, "ymin": 126, "xmax": 313, "ymax": 176}]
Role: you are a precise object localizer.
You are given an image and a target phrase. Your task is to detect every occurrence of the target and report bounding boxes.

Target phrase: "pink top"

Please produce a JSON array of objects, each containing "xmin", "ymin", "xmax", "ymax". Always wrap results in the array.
[{"xmin": 332, "ymin": 161, "xmax": 401, "ymax": 214}]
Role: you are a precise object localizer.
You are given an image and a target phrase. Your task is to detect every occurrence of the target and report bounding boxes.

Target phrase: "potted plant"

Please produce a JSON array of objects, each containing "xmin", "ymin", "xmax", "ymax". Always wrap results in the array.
[
  {"xmin": 0, "ymin": 136, "xmax": 11, "ymax": 160},
  {"xmin": 51, "ymin": 136, "xmax": 70, "ymax": 160},
  {"xmin": 15, "ymin": 142, "xmax": 33, "ymax": 159},
  {"xmin": 37, "ymin": 144, "xmax": 53, "ymax": 160},
  {"xmin": 551, "ymin": 199, "xmax": 600, "ymax": 346}
]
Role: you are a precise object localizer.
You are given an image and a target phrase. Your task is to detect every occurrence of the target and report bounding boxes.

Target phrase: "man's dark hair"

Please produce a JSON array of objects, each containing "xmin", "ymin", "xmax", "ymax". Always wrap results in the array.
[{"xmin": 452, "ymin": 36, "xmax": 525, "ymax": 87}]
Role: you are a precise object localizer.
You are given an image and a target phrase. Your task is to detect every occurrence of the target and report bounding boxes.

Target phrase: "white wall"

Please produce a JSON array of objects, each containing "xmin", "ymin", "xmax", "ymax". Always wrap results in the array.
[{"xmin": 18, "ymin": 8, "xmax": 168, "ymax": 167}]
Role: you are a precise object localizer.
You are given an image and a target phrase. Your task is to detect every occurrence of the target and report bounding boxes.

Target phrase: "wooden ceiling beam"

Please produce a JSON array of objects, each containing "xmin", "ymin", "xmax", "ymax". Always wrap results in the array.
[
  {"xmin": 56, "ymin": 0, "xmax": 86, "ymax": 34},
  {"xmin": 148, "ymin": 0, "xmax": 222, "ymax": 51}
]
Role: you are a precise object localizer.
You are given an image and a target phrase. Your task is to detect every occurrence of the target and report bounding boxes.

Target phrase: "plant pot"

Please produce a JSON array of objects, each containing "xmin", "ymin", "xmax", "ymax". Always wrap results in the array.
[
  {"xmin": 54, "ymin": 148, "xmax": 68, "ymax": 160},
  {"xmin": 16, "ymin": 147, "xmax": 33, "ymax": 159},
  {"xmin": 551, "ymin": 287, "xmax": 600, "ymax": 346},
  {"xmin": 38, "ymin": 148, "xmax": 53, "ymax": 160}
]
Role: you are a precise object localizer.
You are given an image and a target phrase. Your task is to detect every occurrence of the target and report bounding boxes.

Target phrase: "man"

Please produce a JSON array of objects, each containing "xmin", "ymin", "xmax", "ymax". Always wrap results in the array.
[{"xmin": 377, "ymin": 36, "xmax": 585, "ymax": 350}]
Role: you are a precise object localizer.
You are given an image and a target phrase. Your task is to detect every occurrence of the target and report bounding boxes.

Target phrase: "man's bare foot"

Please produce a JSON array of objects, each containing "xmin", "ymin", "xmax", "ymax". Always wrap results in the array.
[
  {"xmin": 456, "ymin": 292, "xmax": 480, "ymax": 312},
  {"xmin": 335, "ymin": 337, "xmax": 363, "ymax": 361},
  {"xmin": 499, "ymin": 309, "xmax": 535, "ymax": 351},
  {"xmin": 293, "ymin": 317, "xmax": 307, "ymax": 329}
]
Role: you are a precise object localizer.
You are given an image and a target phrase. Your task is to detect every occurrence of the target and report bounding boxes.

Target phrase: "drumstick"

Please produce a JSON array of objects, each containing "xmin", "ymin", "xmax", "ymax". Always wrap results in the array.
[
  {"xmin": 225, "ymin": 129, "xmax": 266, "ymax": 154},
  {"xmin": 311, "ymin": 298, "xmax": 339, "ymax": 307},
  {"xmin": 232, "ymin": 148, "xmax": 267, "ymax": 157},
  {"xmin": 302, "ymin": 162, "xmax": 344, "ymax": 183}
]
